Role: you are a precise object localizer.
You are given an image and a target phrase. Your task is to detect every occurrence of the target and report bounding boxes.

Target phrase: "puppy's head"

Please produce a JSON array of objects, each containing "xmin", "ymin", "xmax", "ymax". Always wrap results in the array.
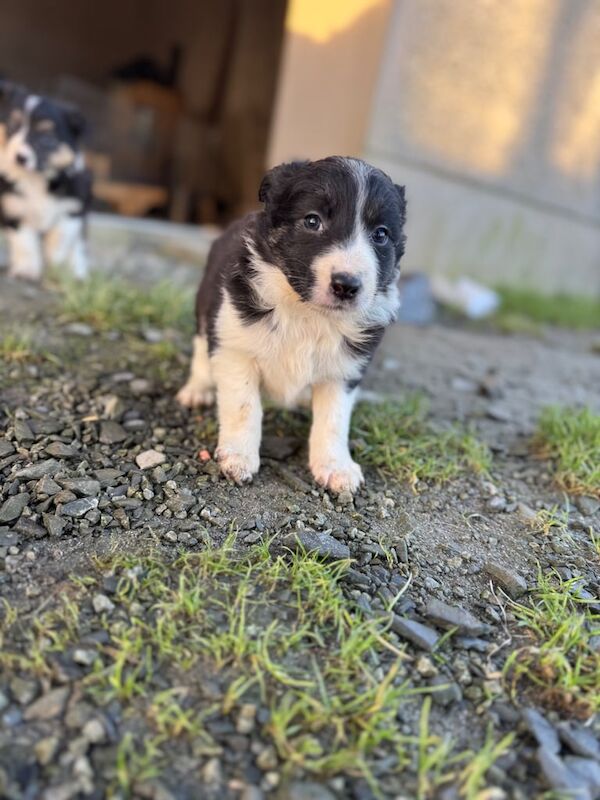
[
  {"xmin": 258, "ymin": 157, "xmax": 406, "ymax": 314},
  {"xmin": 0, "ymin": 81, "xmax": 85, "ymax": 176}
]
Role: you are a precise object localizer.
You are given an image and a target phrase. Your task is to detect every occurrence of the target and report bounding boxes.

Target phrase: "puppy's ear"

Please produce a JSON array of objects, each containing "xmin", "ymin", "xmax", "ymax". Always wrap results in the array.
[
  {"xmin": 64, "ymin": 107, "xmax": 86, "ymax": 139},
  {"xmin": 395, "ymin": 184, "xmax": 406, "ymax": 206},
  {"xmin": 258, "ymin": 160, "xmax": 309, "ymax": 205},
  {"xmin": 0, "ymin": 80, "xmax": 18, "ymax": 106}
]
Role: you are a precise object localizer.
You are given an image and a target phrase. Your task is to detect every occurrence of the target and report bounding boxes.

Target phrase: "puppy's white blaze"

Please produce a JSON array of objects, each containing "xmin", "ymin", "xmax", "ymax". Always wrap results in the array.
[{"xmin": 311, "ymin": 228, "xmax": 379, "ymax": 312}]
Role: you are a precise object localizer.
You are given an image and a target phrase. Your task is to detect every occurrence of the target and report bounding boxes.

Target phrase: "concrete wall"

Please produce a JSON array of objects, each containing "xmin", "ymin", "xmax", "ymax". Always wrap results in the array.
[
  {"xmin": 268, "ymin": 0, "xmax": 600, "ymax": 294},
  {"xmin": 365, "ymin": 0, "xmax": 600, "ymax": 294},
  {"xmin": 268, "ymin": 0, "xmax": 393, "ymax": 164}
]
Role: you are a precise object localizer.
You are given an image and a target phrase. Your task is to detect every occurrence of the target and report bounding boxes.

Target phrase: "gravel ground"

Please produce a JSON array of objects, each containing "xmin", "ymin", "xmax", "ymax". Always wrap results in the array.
[{"xmin": 0, "ymin": 273, "xmax": 599, "ymax": 800}]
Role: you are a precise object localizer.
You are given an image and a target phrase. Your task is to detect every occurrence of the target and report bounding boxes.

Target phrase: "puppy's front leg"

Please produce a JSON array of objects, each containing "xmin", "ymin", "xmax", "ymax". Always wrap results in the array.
[
  {"xmin": 212, "ymin": 350, "xmax": 262, "ymax": 484},
  {"xmin": 7, "ymin": 226, "xmax": 43, "ymax": 281},
  {"xmin": 309, "ymin": 381, "xmax": 363, "ymax": 494}
]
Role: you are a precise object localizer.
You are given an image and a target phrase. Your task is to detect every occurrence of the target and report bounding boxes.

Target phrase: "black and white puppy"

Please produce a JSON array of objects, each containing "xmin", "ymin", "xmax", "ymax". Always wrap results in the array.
[
  {"xmin": 178, "ymin": 157, "xmax": 406, "ymax": 493},
  {"xmin": 0, "ymin": 82, "xmax": 92, "ymax": 280}
]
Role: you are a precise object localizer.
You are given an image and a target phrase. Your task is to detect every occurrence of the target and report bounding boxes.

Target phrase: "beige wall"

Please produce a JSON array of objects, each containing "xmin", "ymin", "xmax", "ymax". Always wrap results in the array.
[
  {"xmin": 267, "ymin": 0, "xmax": 392, "ymax": 164},
  {"xmin": 268, "ymin": 0, "xmax": 600, "ymax": 294}
]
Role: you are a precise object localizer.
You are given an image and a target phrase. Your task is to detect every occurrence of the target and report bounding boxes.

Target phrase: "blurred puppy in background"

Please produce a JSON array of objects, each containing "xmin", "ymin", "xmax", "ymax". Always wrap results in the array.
[
  {"xmin": 0, "ymin": 81, "xmax": 92, "ymax": 281},
  {"xmin": 178, "ymin": 156, "xmax": 407, "ymax": 493}
]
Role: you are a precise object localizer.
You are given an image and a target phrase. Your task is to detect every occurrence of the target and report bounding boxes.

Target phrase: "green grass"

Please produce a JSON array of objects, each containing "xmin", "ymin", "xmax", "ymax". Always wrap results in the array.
[
  {"xmin": 54, "ymin": 270, "xmax": 194, "ymax": 332},
  {"xmin": 352, "ymin": 395, "xmax": 491, "ymax": 490},
  {"xmin": 504, "ymin": 569, "xmax": 600, "ymax": 718},
  {"xmin": 494, "ymin": 287, "xmax": 600, "ymax": 331},
  {"xmin": 533, "ymin": 406, "xmax": 600, "ymax": 497},
  {"xmin": 0, "ymin": 538, "xmax": 511, "ymax": 797},
  {"xmin": 0, "ymin": 331, "xmax": 38, "ymax": 363}
]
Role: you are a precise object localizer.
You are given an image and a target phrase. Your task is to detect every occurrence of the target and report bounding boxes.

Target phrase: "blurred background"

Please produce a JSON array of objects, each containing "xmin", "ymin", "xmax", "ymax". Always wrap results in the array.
[{"xmin": 1, "ymin": 0, "xmax": 599, "ymax": 295}]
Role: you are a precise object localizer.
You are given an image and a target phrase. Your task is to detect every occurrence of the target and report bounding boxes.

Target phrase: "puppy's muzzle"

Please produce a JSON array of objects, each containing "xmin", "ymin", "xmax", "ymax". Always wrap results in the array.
[{"xmin": 330, "ymin": 272, "xmax": 362, "ymax": 302}]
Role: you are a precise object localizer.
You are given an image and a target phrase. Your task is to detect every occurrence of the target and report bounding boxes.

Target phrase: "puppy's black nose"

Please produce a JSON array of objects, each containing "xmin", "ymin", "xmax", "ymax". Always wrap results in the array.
[
  {"xmin": 15, "ymin": 152, "xmax": 28, "ymax": 166},
  {"xmin": 330, "ymin": 272, "xmax": 362, "ymax": 301}
]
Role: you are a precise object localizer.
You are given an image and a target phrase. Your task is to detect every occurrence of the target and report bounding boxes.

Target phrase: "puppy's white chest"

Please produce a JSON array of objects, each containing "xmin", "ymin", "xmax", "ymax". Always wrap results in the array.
[
  {"xmin": 219, "ymin": 293, "xmax": 360, "ymax": 406},
  {"xmin": 1, "ymin": 167, "xmax": 77, "ymax": 231}
]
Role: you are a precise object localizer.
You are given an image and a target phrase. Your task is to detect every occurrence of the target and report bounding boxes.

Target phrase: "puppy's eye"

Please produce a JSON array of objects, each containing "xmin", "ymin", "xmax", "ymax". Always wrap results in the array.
[
  {"xmin": 304, "ymin": 213, "xmax": 322, "ymax": 231},
  {"xmin": 372, "ymin": 226, "xmax": 389, "ymax": 245}
]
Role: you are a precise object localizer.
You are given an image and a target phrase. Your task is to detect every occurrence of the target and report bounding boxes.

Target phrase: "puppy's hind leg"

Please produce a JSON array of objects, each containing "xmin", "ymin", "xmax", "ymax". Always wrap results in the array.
[{"xmin": 177, "ymin": 335, "xmax": 215, "ymax": 407}]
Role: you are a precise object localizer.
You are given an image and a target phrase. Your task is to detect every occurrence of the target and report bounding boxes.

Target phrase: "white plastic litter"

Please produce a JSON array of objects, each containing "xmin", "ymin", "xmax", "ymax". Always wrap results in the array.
[{"xmin": 430, "ymin": 276, "xmax": 500, "ymax": 319}]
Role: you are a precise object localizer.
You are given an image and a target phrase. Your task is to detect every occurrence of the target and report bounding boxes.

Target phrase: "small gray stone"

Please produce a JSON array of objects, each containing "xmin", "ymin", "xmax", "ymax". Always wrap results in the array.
[
  {"xmin": 484, "ymin": 561, "xmax": 527, "ymax": 597},
  {"xmin": 129, "ymin": 377, "xmax": 153, "ymax": 396},
  {"xmin": 0, "ymin": 493, "xmax": 30, "ymax": 523},
  {"xmin": 487, "ymin": 495, "xmax": 507, "ymax": 511},
  {"xmin": 0, "ymin": 441, "xmax": 15, "ymax": 457},
  {"xmin": 62, "ymin": 497, "xmax": 99, "ymax": 517},
  {"xmin": 14, "ymin": 517, "xmax": 46, "ymax": 538},
  {"xmin": 35, "ymin": 735, "xmax": 61, "ymax": 765},
  {"xmin": 516, "ymin": 502, "xmax": 538, "ymax": 523},
  {"xmin": 92, "ymin": 593, "xmax": 115, "ymax": 614},
  {"xmin": 236, "ymin": 703, "xmax": 257, "ymax": 734},
  {"xmin": 337, "ymin": 490, "xmax": 354, "ymax": 506},
  {"xmin": 575, "ymin": 497, "xmax": 600, "ymax": 517},
  {"xmin": 44, "ymin": 514, "xmax": 68, "ymax": 537},
  {"xmin": 564, "ymin": 757, "xmax": 600, "ymax": 794},
  {"xmin": 277, "ymin": 782, "xmax": 336, "ymax": 800},
  {"xmin": 424, "ymin": 599, "xmax": 489, "ymax": 635},
  {"xmin": 99, "ymin": 421, "xmax": 127, "ymax": 444},
  {"xmin": 14, "ymin": 419, "xmax": 34, "ymax": 442},
  {"xmin": 64, "ymin": 322, "xmax": 93, "ymax": 336},
  {"xmin": 241, "ymin": 788, "xmax": 265, "ymax": 800},
  {"xmin": 72, "ymin": 648, "xmax": 97, "ymax": 666},
  {"xmin": 283, "ymin": 530, "xmax": 350, "ymax": 560},
  {"xmin": 15, "ymin": 459, "xmax": 60, "ymax": 479},
  {"xmin": 10, "ymin": 676, "xmax": 38, "ymax": 705},
  {"xmin": 94, "ymin": 468, "xmax": 123, "ymax": 487},
  {"xmin": 58, "ymin": 479, "xmax": 100, "ymax": 497},
  {"xmin": 82, "ymin": 718, "xmax": 106, "ymax": 744},
  {"xmin": 37, "ymin": 475, "xmax": 62, "ymax": 496},
  {"xmin": 24, "ymin": 686, "xmax": 70, "ymax": 721},
  {"xmin": 45, "ymin": 442, "xmax": 77, "ymax": 458},
  {"xmin": 558, "ymin": 723, "xmax": 600, "ymax": 760},
  {"xmin": 202, "ymin": 757, "xmax": 223, "ymax": 786},
  {"xmin": 537, "ymin": 748, "xmax": 591, "ymax": 799},
  {"xmin": 430, "ymin": 675, "xmax": 463, "ymax": 706},
  {"xmin": 391, "ymin": 615, "xmax": 440, "ymax": 651},
  {"xmin": 136, "ymin": 449, "xmax": 167, "ymax": 470},
  {"xmin": 522, "ymin": 708, "xmax": 560, "ymax": 753}
]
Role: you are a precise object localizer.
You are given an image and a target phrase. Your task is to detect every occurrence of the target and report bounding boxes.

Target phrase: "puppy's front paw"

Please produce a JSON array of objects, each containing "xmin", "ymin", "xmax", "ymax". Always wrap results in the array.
[
  {"xmin": 216, "ymin": 446, "xmax": 259, "ymax": 485},
  {"xmin": 310, "ymin": 456, "xmax": 364, "ymax": 494},
  {"xmin": 176, "ymin": 382, "xmax": 215, "ymax": 408}
]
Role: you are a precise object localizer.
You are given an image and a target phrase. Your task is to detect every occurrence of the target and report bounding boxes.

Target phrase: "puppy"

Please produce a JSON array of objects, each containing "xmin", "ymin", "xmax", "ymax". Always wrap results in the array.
[
  {"xmin": 178, "ymin": 157, "xmax": 406, "ymax": 493},
  {"xmin": 0, "ymin": 82, "xmax": 92, "ymax": 281}
]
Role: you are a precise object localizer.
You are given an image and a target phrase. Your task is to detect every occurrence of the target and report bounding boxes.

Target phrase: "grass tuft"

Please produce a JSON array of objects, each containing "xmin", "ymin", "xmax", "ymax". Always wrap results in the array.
[
  {"xmin": 352, "ymin": 395, "xmax": 491, "ymax": 490},
  {"xmin": 494, "ymin": 287, "xmax": 600, "ymax": 331},
  {"xmin": 533, "ymin": 406, "xmax": 600, "ymax": 497},
  {"xmin": 0, "ymin": 540, "xmax": 511, "ymax": 796},
  {"xmin": 54, "ymin": 270, "xmax": 194, "ymax": 332},
  {"xmin": 0, "ymin": 331, "xmax": 37, "ymax": 363},
  {"xmin": 504, "ymin": 569, "xmax": 600, "ymax": 718}
]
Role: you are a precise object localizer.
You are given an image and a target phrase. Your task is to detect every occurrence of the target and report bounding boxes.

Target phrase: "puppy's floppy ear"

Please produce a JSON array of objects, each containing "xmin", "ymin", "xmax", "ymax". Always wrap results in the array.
[
  {"xmin": 64, "ymin": 106, "xmax": 86, "ymax": 139},
  {"xmin": 258, "ymin": 160, "xmax": 310, "ymax": 206},
  {"xmin": 0, "ymin": 79, "xmax": 19, "ymax": 106}
]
